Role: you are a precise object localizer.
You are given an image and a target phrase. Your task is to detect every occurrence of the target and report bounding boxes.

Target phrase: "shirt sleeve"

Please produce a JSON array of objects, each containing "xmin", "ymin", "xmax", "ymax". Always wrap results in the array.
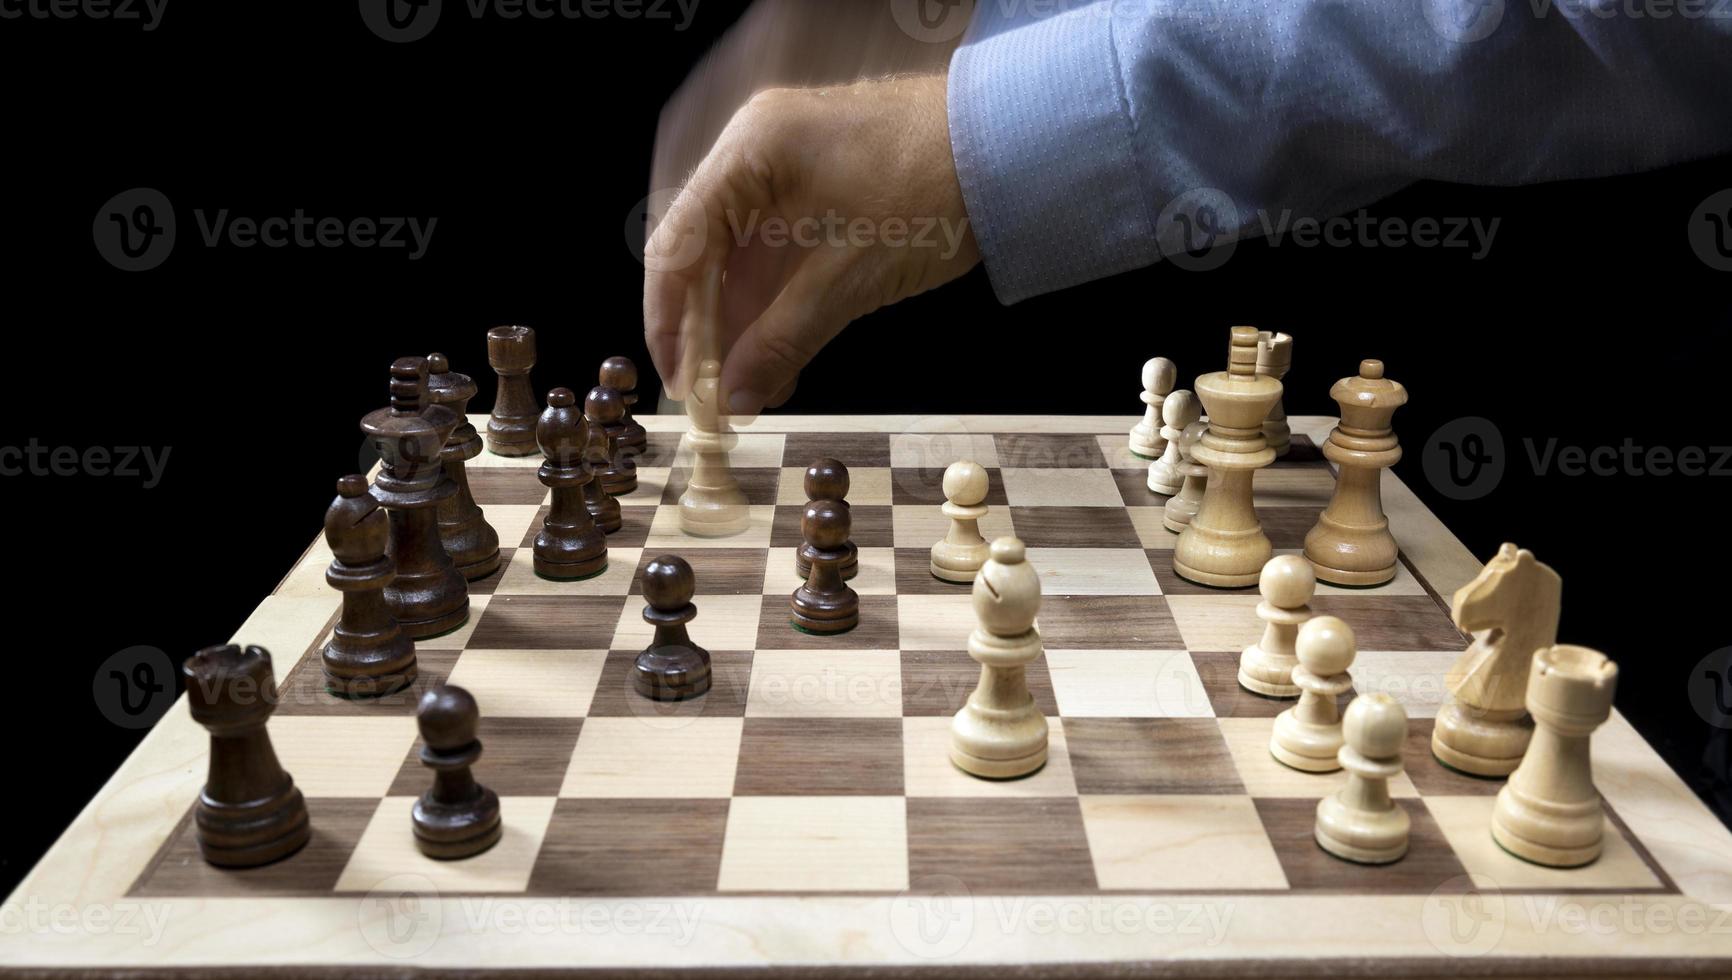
[{"xmin": 947, "ymin": 0, "xmax": 1732, "ymax": 305}]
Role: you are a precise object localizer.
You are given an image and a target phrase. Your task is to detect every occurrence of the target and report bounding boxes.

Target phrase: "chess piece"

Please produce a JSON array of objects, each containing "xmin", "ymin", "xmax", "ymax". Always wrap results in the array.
[
  {"xmin": 634, "ymin": 555, "xmax": 712, "ymax": 700},
  {"xmin": 1146, "ymin": 390, "xmax": 1199, "ymax": 495},
  {"xmin": 1129, "ymin": 357, "xmax": 1178, "ymax": 459},
  {"xmin": 485, "ymin": 325, "xmax": 540, "ymax": 457},
  {"xmin": 1238, "ymin": 554, "xmax": 1315, "ymax": 697},
  {"xmin": 1174, "ymin": 327, "xmax": 1285, "ymax": 588},
  {"xmin": 930, "ymin": 460, "xmax": 991, "ymax": 582},
  {"xmin": 411, "ymin": 685, "xmax": 502, "ymax": 860},
  {"xmin": 362, "ymin": 357, "xmax": 469, "ymax": 640},
  {"xmin": 185, "ymin": 645, "xmax": 310, "ymax": 867},
  {"xmin": 1257, "ymin": 331, "xmax": 1294, "ymax": 458},
  {"xmin": 600, "ymin": 355, "xmax": 648, "ymax": 459},
  {"xmin": 1433, "ymin": 544, "xmax": 1562, "ymax": 776},
  {"xmin": 1161, "ymin": 420, "xmax": 1210, "ymax": 532},
  {"xmin": 321, "ymin": 475, "xmax": 417, "ymax": 698},
  {"xmin": 950, "ymin": 537, "xmax": 1048, "ymax": 778},
  {"xmin": 582, "ymin": 386, "xmax": 625, "ymax": 533},
  {"xmin": 794, "ymin": 457, "xmax": 858, "ymax": 581},
  {"xmin": 1271, "ymin": 616, "xmax": 1357, "ymax": 772},
  {"xmin": 1492, "ymin": 644, "xmax": 1618, "ymax": 867},
  {"xmin": 1316, "ymin": 694, "xmax": 1411, "ymax": 864},
  {"xmin": 679, "ymin": 358, "xmax": 750, "ymax": 537},
  {"xmin": 1304, "ymin": 360, "xmax": 1407, "ymax": 586},
  {"xmin": 790, "ymin": 499, "xmax": 859, "ymax": 633},
  {"xmin": 589, "ymin": 382, "xmax": 638, "ymax": 497},
  {"xmin": 426, "ymin": 353, "xmax": 501, "ymax": 580},
  {"xmin": 533, "ymin": 388, "xmax": 609, "ymax": 580}
]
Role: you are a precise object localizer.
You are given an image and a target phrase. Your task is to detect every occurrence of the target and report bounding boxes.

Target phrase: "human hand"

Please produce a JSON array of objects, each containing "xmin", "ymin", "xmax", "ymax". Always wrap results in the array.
[{"xmin": 644, "ymin": 73, "xmax": 980, "ymax": 414}]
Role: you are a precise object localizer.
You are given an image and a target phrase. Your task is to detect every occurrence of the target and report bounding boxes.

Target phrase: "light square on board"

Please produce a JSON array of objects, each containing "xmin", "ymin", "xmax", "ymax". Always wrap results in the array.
[
  {"xmin": 775, "ymin": 465, "xmax": 894, "ymax": 505},
  {"xmin": 585, "ymin": 650, "xmax": 755, "ymax": 720},
  {"xmin": 1025, "ymin": 547, "xmax": 1160, "ymax": 596},
  {"xmin": 1008, "ymin": 506, "xmax": 1141, "ymax": 548},
  {"xmin": 762, "ymin": 547, "xmax": 898, "ymax": 596},
  {"xmin": 1096, "ymin": 433, "xmax": 1152, "ymax": 471},
  {"xmin": 733, "ymin": 718, "xmax": 904, "ymax": 795},
  {"xmin": 1216, "ymin": 717, "xmax": 1418, "ymax": 799},
  {"xmin": 717, "ymin": 796, "xmax": 909, "ymax": 892},
  {"xmin": 527, "ymin": 798, "xmax": 732, "ymax": 896},
  {"xmin": 643, "ymin": 505, "xmax": 776, "ymax": 549},
  {"xmin": 560, "ymin": 717, "xmax": 744, "ymax": 798},
  {"xmin": 1044, "ymin": 649, "xmax": 1212, "ymax": 718},
  {"xmin": 333, "ymin": 796, "xmax": 557, "ymax": 894},
  {"xmin": 996, "ymin": 433, "xmax": 1108, "ymax": 469},
  {"xmin": 745, "ymin": 650, "xmax": 903, "ymax": 718},
  {"xmin": 611, "ymin": 593, "xmax": 764, "ymax": 651},
  {"xmin": 907, "ymin": 798, "xmax": 1098, "ymax": 893},
  {"xmin": 270, "ymin": 715, "xmax": 420, "ymax": 798},
  {"xmin": 1254, "ymin": 798, "xmax": 1466, "ymax": 893},
  {"xmin": 443, "ymin": 649, "xmax": 608, "ymax": 717},
  {"xmin": 494, "ymin": 547, "xmax": 642, "ymax": 596},
  {"xmin": 1127, "ymin": 506, "xmax": 1179, "ymax": 549},
  {"xmin": 1064, "ymin": 718, "xmax": 1243, "ymax": 795},
  {"xmin": 612, "ymin": 466, "xmax": 671, "ymax": 506},
  {"xmin": 889, "ymin": 429, "xmax": 999, "ymax": 469},
  {"xmin": 481, "ymin": 504, "xmax": 543, "ymax": 557},
  {"xmin": 1350, "ymin": 650, "xmax": 1462, "ymax": 719},
  {"xmin": 1000, "ymin": 468, "xmax": 1124, "ymax": 507},
  {"xmin": 896, "ymin": 594, "xmax": 977, "ymax": 651},
  {"xmin": 387, "ymin": 717, "xmax": 583, "ymax": 797},
  {"xmin": 890, "ymin": 503, "xmax": 1016, "ymax": 550},
  {"xmin": 1079, "ymin": 795, "xmax": 1289, "ymax": 891},
  {"xmin": 901, "ymin": 716, "xmax": 1078, "ymax": 797},
  {"xmin": 1250, "ymin": 467, "xmax": 1338, "ymax": 507},
  {"xmin": 1424, "ymin": 795, "xmax": 1664, "ymax": 890}
]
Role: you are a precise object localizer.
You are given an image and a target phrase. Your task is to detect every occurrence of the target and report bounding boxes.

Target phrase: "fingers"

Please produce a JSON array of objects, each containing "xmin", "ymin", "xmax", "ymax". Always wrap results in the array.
[{"xmin": 719, "ymin": 248, "xmax": 862, "ymax": 417}]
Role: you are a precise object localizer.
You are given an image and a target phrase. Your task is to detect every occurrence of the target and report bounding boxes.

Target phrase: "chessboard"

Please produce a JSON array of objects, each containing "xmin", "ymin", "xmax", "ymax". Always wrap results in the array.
[{"xmin": 9, "ymin": 415, "xmax": 1732, "ymax": 978}]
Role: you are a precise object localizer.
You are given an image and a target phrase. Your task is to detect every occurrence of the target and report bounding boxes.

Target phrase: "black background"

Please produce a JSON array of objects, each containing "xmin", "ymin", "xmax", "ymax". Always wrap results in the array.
[{"xmin": 1, "ymin": 1, "xmax": 1728, "ymax": 896}]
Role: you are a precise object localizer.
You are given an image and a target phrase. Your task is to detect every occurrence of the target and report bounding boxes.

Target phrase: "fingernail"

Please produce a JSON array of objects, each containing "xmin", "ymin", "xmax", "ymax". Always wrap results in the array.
[{"xmin": 728, "ymin": 389, "xmax": 762, "ymax": 415}]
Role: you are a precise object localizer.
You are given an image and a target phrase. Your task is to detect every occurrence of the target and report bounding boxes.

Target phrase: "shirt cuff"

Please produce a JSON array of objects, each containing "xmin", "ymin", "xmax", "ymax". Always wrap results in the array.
[{"xmin": 947, "ymin": 7, "xmax": 1155, "ymax": 305}]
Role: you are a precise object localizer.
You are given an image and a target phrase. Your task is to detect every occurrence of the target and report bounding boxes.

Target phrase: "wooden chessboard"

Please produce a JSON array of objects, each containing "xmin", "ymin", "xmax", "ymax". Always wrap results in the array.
[{"xmin": 10, "ymin": 415, "xmax": 1732, "ymax": 977}]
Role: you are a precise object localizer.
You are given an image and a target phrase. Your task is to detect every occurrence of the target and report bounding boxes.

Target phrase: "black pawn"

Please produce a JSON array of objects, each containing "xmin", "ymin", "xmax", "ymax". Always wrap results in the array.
[
  {"xmin": 322, "ymin": 475, "xmax": 417, "ymax": 698},
  {"xmin": 795, "ymin": 458, "xmax": 857, "ymax": 581},
  {"xmin": 600, "ymin": 355, "xmax": 648, "ymax": 457},
  {"xmin": 589, "ymin": 382, "xmax": 638, "ymax": 497},
  {"xmin": 412, "ymin": 685, "xmax": 502, "ymax": 860},
  {"xmin": 633, "ymin": 555, "xmax": 712, "ymax": 700},
  {"xmin": 533, "ymin": 388, "xmax": 609, "ymax": 580},
  {"xmin": 583, "ymin": 386, "xmax": 627, "ymax": 530},
  {"xmin": 186, "ymin": 645, "xmax": 311, "ymax": 868},
  {"xmin": 790, "ymin": 500, "xmax": 859, "ymax": 634}
]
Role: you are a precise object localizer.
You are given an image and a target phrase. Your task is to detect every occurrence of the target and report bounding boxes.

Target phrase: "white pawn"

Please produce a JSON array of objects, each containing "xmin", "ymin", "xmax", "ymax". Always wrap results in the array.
[
  {"xmin": 1315, "ymin": 694, "xmax": 1411, "ymax": 864},
  {"xmin": 930, "ymin": 461, "xmax": 991, "ymax": 583},
  {"xmin": 1271, "ymin": 616, "xmax": 1357, "ymax": 772},
  {"xmin": 1161, "ymin": 419, "xmax": 1210, "ymax": 533},
  {"xmin": 1146, "ymin": 390, "xmax": 1200, "ymax": 495},
  {"xmin": 1238, "ymin": 556, "xmax": 1315, "ymax": 696},
  {"xmin": 678, "ymin": 358, "xmax": 750, "ymax": 537},
  {"xmin": 1129, "ymin": 357, "xmax": 1178, "ymax": 459},
  {"xmin": 951, "ymin": 537, "xmax": 1048, "ymax": 778}
]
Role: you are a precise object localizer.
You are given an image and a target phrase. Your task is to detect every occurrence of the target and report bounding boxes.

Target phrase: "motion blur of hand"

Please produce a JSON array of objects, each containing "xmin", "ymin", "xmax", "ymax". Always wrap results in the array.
[{"xmin": 643, "ymin": 73, "xmax": 980, "ymax": 416}]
